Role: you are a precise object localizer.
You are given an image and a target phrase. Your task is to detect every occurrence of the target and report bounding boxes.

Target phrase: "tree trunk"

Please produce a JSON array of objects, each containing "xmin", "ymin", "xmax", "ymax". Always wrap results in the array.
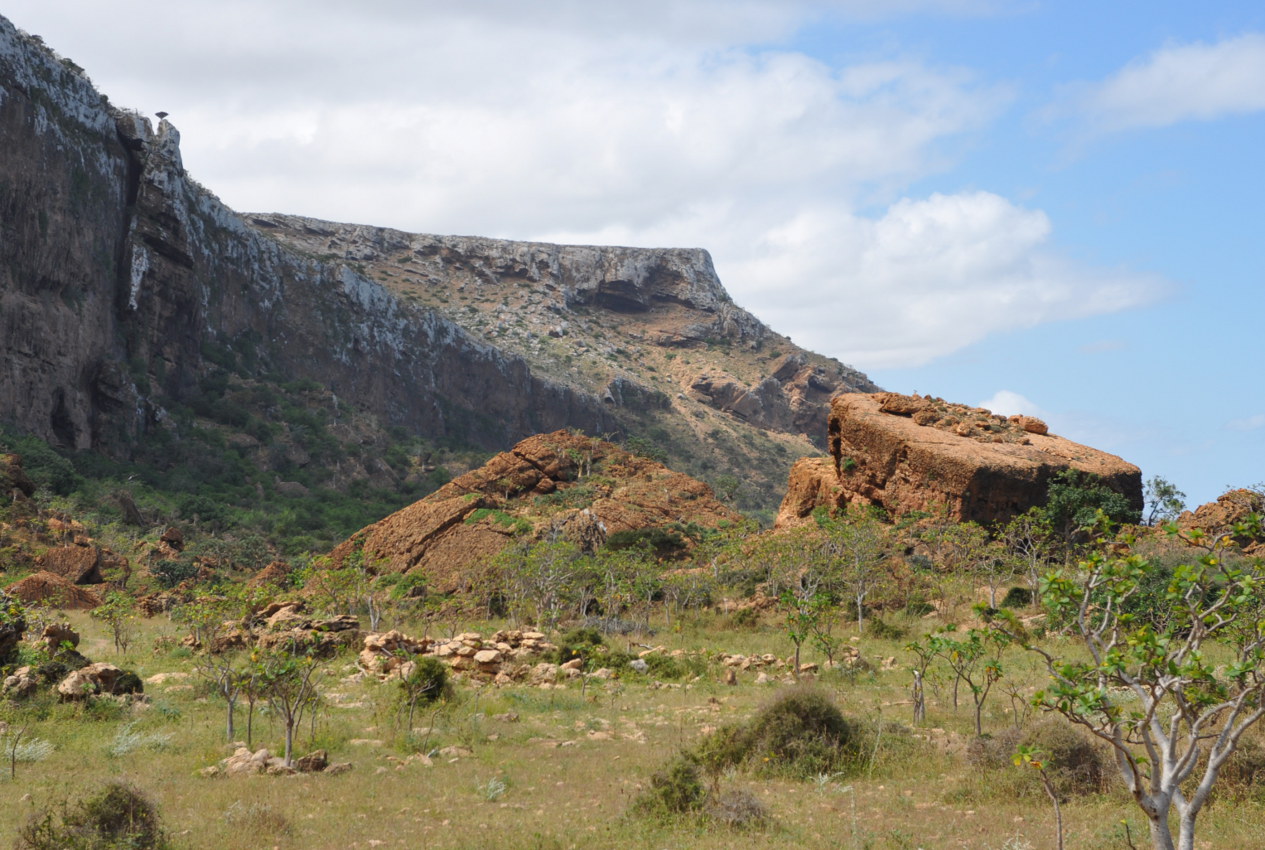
[{"xmin": 1148, "ymin": 813, "xmax": 1176, "ymax": 850}]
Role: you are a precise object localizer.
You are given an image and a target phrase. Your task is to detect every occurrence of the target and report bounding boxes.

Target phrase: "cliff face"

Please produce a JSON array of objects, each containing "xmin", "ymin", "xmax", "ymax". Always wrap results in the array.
[
  {"xmin": 777, "ymin": 392, "xmax": 1142, "ymax": 527},
  {"xmin": 0, "ymin": 16, "xmax": 875, "ymax": 514},
  {"xmin": 0, "ymin": 17, "xmax": 621, "ymax": 457}
]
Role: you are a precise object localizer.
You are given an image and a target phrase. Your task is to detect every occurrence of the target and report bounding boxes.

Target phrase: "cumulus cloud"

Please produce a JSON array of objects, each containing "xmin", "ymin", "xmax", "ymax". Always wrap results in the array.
[
  {"xmin": 1066, "ymin": 33, "xmax": 1265, "ymax": 134},
  {"xmin": 6, "ymin": 0, "xmax": 1165, "ymax": 370},
  {"xmin": 976, "ymin": 390, "xmax": 1049, "ymax": 419},
  {"xmin": 717, "ymin": 192, "xmax": 1165, "ymax": 368}
]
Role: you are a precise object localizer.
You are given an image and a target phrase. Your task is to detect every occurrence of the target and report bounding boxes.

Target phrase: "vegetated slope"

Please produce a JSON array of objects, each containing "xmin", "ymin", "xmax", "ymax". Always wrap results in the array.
[
  {"xmin": 0, "ymin": 14, "xmax": 878, "ymax": 529},
  {"xmin": 330, "ymin": 430, "xmax": 743, "ymax": 594}
]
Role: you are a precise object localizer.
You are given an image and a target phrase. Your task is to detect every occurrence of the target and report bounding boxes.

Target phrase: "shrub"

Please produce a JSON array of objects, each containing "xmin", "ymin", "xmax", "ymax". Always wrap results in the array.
[
  {"xmin": 694, "ymin": 686, "xmax": 859, "ymax": 781},
  {"xmin": 865, "ymin": 617, "xmax": 907, "ymax": 640},
  {"xmin": 1000, "ymin": 586, "xmax": 1034, "ymax": 609},
  {"xmin": 705, "ymin": 789, "xmax": 770, "ymax": 830},
  {"xmin": 967, "ymin": 719, "xmax": 1107, "ymax": 799},
  {"xmin": 632, "ymin": 756, "xmax": 707, "ymax": 818},
  {"xmin": 550, "ymin": 627, "xmax": 604, "ymax": 667},
  {"xmin": 16, "ymin": 781, "xmax": 172, "ymax": 849}
]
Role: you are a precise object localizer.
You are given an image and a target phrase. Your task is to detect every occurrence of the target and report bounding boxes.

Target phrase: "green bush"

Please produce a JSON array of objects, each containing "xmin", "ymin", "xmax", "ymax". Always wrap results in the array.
[
  {"xmin": 1000, "ymin": 586, "xmax": 1034, "ymax": 608},
  {"xmin": 551, "ymin": 627, "xmax": 605, "ymax": 667},
  {"xmin": 966, "ymin": 718, "xmax": 1107, "ymax": 799},
  {"xmin": 694, "ymin": 686, "xmax": 859, "ymax": 780},
  {"xmin": 16, "ymin": 781, "xmax": 172, "ymax": 849},
  {"xmin": 632, "ymin": 756, "xmax": 707, "ymax": 817}
]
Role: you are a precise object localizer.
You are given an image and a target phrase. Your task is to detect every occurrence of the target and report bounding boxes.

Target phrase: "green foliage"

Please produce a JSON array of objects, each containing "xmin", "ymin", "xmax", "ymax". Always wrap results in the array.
[
  {"xmin": 16, "ymin": 781, "xmax": 172, "ymax": 850},
  {"xmin": 1043, "ymin": 469, "xmax": 1140, "ymax": 540},
  {"xmin": 150, "ymin": 558, "xmax": 199, "ymax": 590},
  {"xmin": 466, "ymin": 508, "xmax": 531, "ymax": 535},
  {"xmin": 992, "ymin": 520, "xmax": 1265, "ymax": 850},
  {"xmin": 633, "ymin": 755, "xmax": 707, "ymax": 817},
  {"xmin": 1144, "ymin": 475, "xmax": 1187, "ymax": 526},
  {"xmin": 605, "ymin": 527, "xmax": 687, "ymax": 559},
  {"xmin": 551, "ymin": 627, "xmax": 605, "ymax": 667},
  {"xmin": 693, "ymin": 687, "xmax": 859, "ymax": 780}
]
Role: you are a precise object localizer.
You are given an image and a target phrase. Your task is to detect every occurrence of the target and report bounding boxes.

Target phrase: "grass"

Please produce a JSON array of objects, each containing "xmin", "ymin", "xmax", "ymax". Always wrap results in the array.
[{"xmin": 2, "ymin": 605, "xmax": 1264, "ymax": 849}]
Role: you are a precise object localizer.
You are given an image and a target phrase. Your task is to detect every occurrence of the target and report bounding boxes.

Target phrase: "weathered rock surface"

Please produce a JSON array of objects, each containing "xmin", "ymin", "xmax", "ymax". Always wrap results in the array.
[
  {"xmin": 330, "ymin": 431, "xmax": 742, "ymax": 593},
  {"xmin": 1175, "ymin": 489, "xmax": 1265, "ymax": 555},
  {"xmin": 777, "ymin": 392, "xmax": 1142, "ymax": 526},
  {"xmin": 0, "ymin": 16, "xmax": 875, "ymax": 515},
  {"xmin": 7, "ymin": 570, "xmax": 101, "ymax": 609},
  {"xmin": 203, "ymin": 600, "xmax": 360, "ymax": 657},
  {"xmin": 56, "ymin": 661, "xmax": 141, "ymax": 699}
]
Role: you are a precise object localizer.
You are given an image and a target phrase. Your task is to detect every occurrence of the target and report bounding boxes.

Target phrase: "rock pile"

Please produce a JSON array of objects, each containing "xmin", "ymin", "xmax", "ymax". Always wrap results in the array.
[
  {"xmin": 1175, "ymin": 489, "xmax": 1265, "ymax": 555},
  {"xmin": 359, "ymin": 629, "xmax": 559, "ymax": 684},
  {"xmin": 56, "ymin": 662, "xmax": 142, "ymax": 700},
  {"xmin": 778, "ymin": 392, "xmax": 1142, "ymax": 527},
  {"xmin": 204, "ymin": 600, "xmax": 360, "ymax": 657},
  {"xmin": 202, "ymin": 746, "xmax": 352, "ymax": 777}
]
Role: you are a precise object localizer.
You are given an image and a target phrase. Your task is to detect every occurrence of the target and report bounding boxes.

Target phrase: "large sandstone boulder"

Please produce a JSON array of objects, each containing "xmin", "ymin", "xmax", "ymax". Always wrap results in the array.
[
  {"xmin": 56, "ymin": 662, "xmax": 141, "ymax": 699},
  {"xmin": 777, "ymin": 393, "xmax": 1141, "ymax": 527},
  {"xmin": 329, "ymin": 431, "xmax": 741, "ymax": 593}
]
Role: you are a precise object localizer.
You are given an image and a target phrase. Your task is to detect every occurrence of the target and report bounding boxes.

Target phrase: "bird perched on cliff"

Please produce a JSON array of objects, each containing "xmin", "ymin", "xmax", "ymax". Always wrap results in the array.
[{"xmin": 156, "ymin": 111, "xmax": 168, "ymax": 119}]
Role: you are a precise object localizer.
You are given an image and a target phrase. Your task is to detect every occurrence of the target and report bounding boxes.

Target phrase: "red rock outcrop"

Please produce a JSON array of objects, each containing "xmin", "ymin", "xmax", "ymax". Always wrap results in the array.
[
  {"xmin": 330, "ymin": 430, "xmax": 742, "ymax": 593},
  {"xmin": 777, "ymin": 392, "xmax": 1142, "ymax": 527},
  {"xmin": 1174, "ymin": 489, "xmax": 1265, "ymax": 555},
  {"xmin": 7, "ymin": 571, "xmax": 102, "ymax": 609}
]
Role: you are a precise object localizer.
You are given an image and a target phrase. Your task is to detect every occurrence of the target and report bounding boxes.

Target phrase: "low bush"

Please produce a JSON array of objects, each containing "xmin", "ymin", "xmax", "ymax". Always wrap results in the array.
[
  {"xmin": 966, "ymin": 718, "xmax": 1107, "ymax": 799},
  {"xmin": 694, "ymin": 686, "xmax": 860, "ymax": 780},
  {"xmin": 16, "ymin": 781, "xmax": 172, "ymax": 849}
]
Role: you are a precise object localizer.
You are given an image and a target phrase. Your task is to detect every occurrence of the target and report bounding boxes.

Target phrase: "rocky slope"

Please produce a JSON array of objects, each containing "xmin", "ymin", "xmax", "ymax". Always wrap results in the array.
[
  {"xmin": 330, "ymin": 431, "xmax": 742, "ymax": 593},
  {"xmin": 0, "ymin": 16, "xmax": 875, "ymax": 518},
  {"xmin": 777, "ymin": 392, "xmax": 1142, "ymax": 527}
]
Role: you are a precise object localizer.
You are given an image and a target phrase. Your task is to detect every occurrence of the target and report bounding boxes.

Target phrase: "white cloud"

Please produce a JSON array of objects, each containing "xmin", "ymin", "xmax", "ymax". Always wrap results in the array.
[
  {"xmin": 4, "ymin": 1, "xmax": 1165, "ymax": 371},
  {"xmin": 1226, "ymin": 414, "xmax": 1265, "ymax": 432},
  {"xmin": 716, "ymin": 192, "xmax": 1165, "ymax": 368},
  {"xmin": 1071, "ymin": 33, "xmax": 1265, "ymax": 134},
  {"xmin": 977, "ymin": 390, "xmax": 1048, "ymax": 419}
]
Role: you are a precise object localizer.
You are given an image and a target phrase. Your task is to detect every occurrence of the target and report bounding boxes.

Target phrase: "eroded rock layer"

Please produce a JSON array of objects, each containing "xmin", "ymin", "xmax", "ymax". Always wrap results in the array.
[
  {"xmin": 777, "ymin": 392, "xmax": 1142, "ymax": 526},
  {"xmin": 330, "ymin": 431, "xmax": 741, "ymax": 593}
]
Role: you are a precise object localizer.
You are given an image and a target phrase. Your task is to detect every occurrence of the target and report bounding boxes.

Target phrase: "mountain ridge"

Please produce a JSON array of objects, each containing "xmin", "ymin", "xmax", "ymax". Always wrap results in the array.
[{"xmin": 0, "ymin": 13, "xmax": 877, "ymax": 523}]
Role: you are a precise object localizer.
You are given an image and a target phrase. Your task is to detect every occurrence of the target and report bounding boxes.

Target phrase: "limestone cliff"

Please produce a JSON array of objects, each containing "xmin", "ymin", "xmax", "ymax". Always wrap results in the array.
[
  {"xmin": 777, "ymin": 392, "xmax": 1142, "ymax": 527},
  {"xmin": 0, "ymin": 16, "xmax": 874, "ymax": 515}
]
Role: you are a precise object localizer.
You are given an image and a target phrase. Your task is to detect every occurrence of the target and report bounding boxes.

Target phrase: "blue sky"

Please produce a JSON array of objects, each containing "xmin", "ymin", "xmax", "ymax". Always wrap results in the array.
[{"xmin": 5, "ymin": 0, "xmax": 1262, "ymax": 509}]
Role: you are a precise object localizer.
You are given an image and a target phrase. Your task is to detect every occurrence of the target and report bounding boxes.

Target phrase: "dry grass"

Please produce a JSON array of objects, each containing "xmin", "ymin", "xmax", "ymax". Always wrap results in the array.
[{"xmin": 3, "ymin": 605, "xmax": 1264, "ymax": 850}]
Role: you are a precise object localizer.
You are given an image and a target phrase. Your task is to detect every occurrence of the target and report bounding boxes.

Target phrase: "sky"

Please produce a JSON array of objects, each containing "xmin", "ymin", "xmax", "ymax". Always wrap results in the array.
[{"xmin": 6, "ymin": 0, "xmax": 1263, "ymax": 510}]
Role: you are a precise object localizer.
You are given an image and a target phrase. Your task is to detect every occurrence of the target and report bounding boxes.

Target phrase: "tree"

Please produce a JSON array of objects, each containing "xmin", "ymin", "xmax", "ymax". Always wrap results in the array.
[
  {"xmin": 91, "ymin": 591, "xmax": 137, "ymax": 654},
  {"xmin": 998, "ymin": 508, "xmax": 1057, "ymax": 594},
  {"xmin": 252, "ymin": 642, "xmax": 323, "ymax": 768},
  {"xmin": 814, "ymin": 508, "xmax": 890, "ymax": 631},
  {"xmin": 1144, "ymin": 475, "xmax": 1187, "ymax": 526},
  {"xmin": 920, "ymin": 625, "xmax": 1008, "ymax": 736},
  {"xmin": 1044, "ymin": 469, "xmax": 1140, "ymax": 545},
  {"xmin": 990, "ymin": 514, "xmax": 1265, "ymax": 850}
]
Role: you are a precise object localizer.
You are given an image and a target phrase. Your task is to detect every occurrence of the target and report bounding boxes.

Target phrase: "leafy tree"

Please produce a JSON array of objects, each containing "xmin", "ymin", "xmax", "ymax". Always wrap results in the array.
[
  {"xmin": 813, "ymin": 508, "xmax": 890, "ymax": 631},
  {"xmin": 1044, "ymin": 469, "xmax": 1140, "ymax": 544},
  {"xmin": 1144, "ymin": 475, "xmax": 1188, "ymax": 526},
  {"xmin": 91, "ymin": 591, "xmax": 137, "ymax": 655},
  {"xmin": 998, "ymin": 508, "xmax": 1058, "ymax": 593},
  {"xmin": 251, "ymin": 642, "xmax": 323, "ymax": 768},
  {"xmin": 919, "ymin": 625, "xmax": 1008, "ymax": 736},
  {"xmin": 990, "ymin": 514, "xmax": 1265, "ymax": 850}
]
